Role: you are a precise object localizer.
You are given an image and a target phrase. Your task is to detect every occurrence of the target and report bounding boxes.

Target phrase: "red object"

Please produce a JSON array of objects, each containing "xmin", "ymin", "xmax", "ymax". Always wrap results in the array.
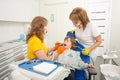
[
  {"xmin": 56, "ymin": 46, "xmax": 65, "ymax": 55},
  {"xmin": 53, "ymin": 42, "xmax": 61, "ymax": 50}
]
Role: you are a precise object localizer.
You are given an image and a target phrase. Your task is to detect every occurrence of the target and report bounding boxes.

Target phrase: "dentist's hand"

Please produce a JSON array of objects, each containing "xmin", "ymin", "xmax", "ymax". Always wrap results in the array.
[
  {"xmin": 53, "ymin": 42, "xmax": 61, "ymax": 50},
  {"xmin": 56, "ymin": 46, "xmax": 66, "ymax": 55},
  {"xmin": 82, "ymin": 48, "xmax": 90, "ymax": 55}
]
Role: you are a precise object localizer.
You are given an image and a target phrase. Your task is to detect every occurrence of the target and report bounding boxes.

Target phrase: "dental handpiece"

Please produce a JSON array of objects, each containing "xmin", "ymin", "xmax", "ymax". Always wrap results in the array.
[{"xmin": 59, "ymin": 43, "xmax": 66, "ymax": 46}]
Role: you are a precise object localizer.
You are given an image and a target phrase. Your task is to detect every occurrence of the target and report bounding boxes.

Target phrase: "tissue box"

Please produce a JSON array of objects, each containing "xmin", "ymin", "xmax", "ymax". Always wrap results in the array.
[{"xmin": 33, "ymin": 62, "xmax": 57, "ymax": 74}]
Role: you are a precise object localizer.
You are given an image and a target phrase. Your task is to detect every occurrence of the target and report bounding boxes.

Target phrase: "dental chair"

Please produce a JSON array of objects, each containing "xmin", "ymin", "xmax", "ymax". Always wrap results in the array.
[{"xmin": 66, "ymin": 30, "xmax": 97, "ymax": 80}]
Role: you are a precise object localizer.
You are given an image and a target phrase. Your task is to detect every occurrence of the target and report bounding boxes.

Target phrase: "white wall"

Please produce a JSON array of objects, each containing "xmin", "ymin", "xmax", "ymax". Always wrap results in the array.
[
  {"xmin": 39, "ymin": 0, "xmax": 85, "ymax": 47},
  {"xmin": 111, "ymin": 0, "xmax": 120, "ymax": 64},
  {"xmin": 39, "ymin": 0, "xmax": 112, "ymax": 57},
  {"xmin": 0, "ymin": 0, "xmax": 119, "ymax": 54},
  {"xmin": 0, "ymin": 0, "xmax": 38, "ymax": 43},
  {"xmin": 0, "ymin": 0, "xmax": 39, "ymax": 22},
  {"xmin": 111, "ymin": 0, "xmax": 120, "ymax": 51},
  {"xmin": 0, "ymin": 21, "xmax": 29, "ymax": 43}
]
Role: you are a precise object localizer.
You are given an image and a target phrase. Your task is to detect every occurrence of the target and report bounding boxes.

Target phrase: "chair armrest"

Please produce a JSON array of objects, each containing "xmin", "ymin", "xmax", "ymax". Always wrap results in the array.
[{"xmin": 88, "ymin": 68, "xmax": 97, "ymax": 75}]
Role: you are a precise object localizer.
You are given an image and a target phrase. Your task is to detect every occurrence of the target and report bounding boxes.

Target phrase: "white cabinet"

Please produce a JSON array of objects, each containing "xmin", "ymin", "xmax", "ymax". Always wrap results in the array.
[
  {"xmin": 85, "ymin": 0, "xmax": 112, "ymax": 56},
  {"xmin": 0, "ymin": 0, "xmax": 39, "ymax": 22},
  {"xmin": 0, "ymin": 40, "xmax": 27, "ymax": 80}
]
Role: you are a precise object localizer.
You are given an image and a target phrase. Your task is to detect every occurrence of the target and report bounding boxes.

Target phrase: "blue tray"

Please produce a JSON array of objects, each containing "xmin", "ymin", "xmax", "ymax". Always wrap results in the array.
[{"xmin": 18, "ymin": 58, "xmax": 61, "ymax": 76}]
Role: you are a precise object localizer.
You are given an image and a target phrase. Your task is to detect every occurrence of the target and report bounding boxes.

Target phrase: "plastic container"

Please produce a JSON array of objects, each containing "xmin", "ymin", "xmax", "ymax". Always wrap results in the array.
[
  {"xmin": 19, "ymin": 33, "xmax": 25, "ymax": 41},
  {"xmin": 100, "ymin": 64, "xmax": 120, "ymax": 80}
]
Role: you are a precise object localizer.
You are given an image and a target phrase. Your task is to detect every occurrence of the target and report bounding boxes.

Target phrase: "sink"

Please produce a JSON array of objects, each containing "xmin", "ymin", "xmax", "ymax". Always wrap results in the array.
[{"xmin": 100, "ymin": 64, "xmax": 120, "ymax": 80}]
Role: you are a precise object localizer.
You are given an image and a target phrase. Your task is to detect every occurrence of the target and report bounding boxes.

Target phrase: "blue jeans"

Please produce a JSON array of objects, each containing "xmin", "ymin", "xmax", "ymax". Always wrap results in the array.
[{"xmin": 64, "ymin": 70, "xmax": 75, "ymax": 80}]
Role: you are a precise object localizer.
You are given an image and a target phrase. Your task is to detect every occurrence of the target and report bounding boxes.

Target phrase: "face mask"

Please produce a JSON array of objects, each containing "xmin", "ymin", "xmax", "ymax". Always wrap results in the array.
[
  {"xmin": 44, "ymin": 26, "xmax": 48, "ymax": 34},
  {"xmin": 44, "ymin": 33, "xmax": 48, "ymax": 39},
  {"xmin": 74, "ymin": 23, "xmax": 82, "ymax": 28},
  {"xmin": 43, "ymin": 26, "xmax": 48, "ymax": 39}
]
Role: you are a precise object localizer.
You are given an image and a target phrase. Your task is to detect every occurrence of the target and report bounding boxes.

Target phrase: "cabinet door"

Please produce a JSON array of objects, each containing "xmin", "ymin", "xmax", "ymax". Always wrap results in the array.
[
  {"xmin": 85, "ymin": 0, "xmax": 112, "ymax": 56},
  {"xmin": 0, "ymin": 0, "xmax": 39, "ymax": 22}
]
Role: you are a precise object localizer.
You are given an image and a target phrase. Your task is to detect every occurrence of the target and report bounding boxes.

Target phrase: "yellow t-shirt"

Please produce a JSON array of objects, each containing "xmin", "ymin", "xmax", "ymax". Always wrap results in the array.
[{"xmin": 27, "ymin": 35, "xmax": 47, "ymax": 59}]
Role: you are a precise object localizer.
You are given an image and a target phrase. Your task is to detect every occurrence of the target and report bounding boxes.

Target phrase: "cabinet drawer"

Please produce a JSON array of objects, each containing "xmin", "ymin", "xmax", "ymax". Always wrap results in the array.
[
  {"xmin": 0, "ymin": 53, "xmax": 14, "ymax": 63},
  {"xmin": 0, "ymin": 49, "xmax": 13, "ymax": 57},
  {"xmin": 0, "ymin": 72, "xmax": 10, "ymax": 80},
  {"xmin": 0, "ymin": 41, "xmax": 27, "ymax": 80},
  {"xmin": 0, "ymin": 57, "xmax": 14, "ymax": 68},
  {"xmin": 12, "ymin": 46, "xmax": 23, "ymax": 52},
  {"xmin": 0, "ymin": 68, "xmax": 10, "ymax": 77},
  {"xmin": 0, "ymin": 65, "xmax": 8, "ymax": 73}
]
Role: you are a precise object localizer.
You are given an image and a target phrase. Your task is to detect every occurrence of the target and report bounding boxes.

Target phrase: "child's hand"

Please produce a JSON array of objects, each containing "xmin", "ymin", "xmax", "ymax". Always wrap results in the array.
[
  {"xmin": 56, "ymin": 46, "xmax": 66, "ymax": 55},
  {"xmin": 88, "ymin": 64, "xmax": 95, "ymax": 69}
]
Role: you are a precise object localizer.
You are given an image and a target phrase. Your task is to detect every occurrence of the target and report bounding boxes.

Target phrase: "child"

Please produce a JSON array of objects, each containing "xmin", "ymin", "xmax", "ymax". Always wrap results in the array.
[{"xmin": 53, "ymin": 36, "xmax": 95, "ymax": 80}]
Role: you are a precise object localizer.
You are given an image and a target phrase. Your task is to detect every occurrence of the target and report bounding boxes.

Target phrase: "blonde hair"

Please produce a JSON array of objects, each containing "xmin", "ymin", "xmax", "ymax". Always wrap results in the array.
[
  {"xmin": 69, "ymin": 7, "xmax": 90, "ymax": 30},
  {"xmin": 26, "ymin": 16, "xmax": 48, "ymax": 43}
]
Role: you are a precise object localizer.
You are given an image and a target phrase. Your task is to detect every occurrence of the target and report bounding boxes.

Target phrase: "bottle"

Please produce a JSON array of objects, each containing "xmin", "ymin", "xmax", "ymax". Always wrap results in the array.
[{"xmin": 19, "ymin": 33, "xmax": 25, "ymax": 41}]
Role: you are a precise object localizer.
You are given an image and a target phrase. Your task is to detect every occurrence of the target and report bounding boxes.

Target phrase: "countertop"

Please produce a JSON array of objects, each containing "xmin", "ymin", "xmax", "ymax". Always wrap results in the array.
[
  {"xmin": 0, "ymin": 39, "xmax": 26, "ymax": 52},
  {"xmin": 113, "ymin": 53, "xmax": 120, "ymax": 66}
]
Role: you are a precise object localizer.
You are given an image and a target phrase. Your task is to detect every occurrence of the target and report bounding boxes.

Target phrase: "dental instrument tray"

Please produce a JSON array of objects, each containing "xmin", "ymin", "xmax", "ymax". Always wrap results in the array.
[{"xmin": 18, "ymin": 58, "xmax": 61, "ymax": 76}]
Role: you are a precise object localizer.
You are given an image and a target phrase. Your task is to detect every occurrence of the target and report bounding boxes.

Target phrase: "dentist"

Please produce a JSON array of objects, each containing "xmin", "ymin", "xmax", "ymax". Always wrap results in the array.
[
  {"xmin": 69, "ymin": 7, "xmax": 102, "ymax": 62},
  {"xmin": 26, "ymin": 16, "xmax": 65, "ymax": 60},
  {"xmin": 26, "ymin": 16, "xmax": 52, "ymax": 60}
]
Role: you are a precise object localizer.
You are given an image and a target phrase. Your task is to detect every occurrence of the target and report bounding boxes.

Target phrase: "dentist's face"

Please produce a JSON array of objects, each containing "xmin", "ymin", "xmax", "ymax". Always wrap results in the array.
[{"xmin": 72, "ymin": 20, "xmax": 82, "ymax": 28}]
